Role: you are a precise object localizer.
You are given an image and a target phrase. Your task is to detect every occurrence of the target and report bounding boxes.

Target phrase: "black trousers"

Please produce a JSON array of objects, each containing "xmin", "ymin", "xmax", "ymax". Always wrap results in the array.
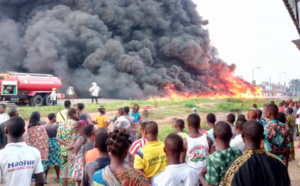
[
  {"xmin": 51, "ymin": 100, "xmax": 57, "ymax": 106},
  {"xmin": 91, "ymin": 96, "xmax": 98, "ymax": 104}
]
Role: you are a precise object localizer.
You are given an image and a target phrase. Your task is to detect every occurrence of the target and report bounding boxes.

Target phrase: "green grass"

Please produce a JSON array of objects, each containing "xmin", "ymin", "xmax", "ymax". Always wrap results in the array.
[
  {"xmin": 216, "ymin": 98, "xmax": 274, "ymax": 113},
  {"xmin": 157, "ymin": 121, "xmax": 210, "ymax": 141},
  {"xmin": 17, "ymin": 97, "xmax": 220, "ymax": 120},
  {"xmin": 17, "ymin": 97, "xmax": 285, "ymax": 120}
]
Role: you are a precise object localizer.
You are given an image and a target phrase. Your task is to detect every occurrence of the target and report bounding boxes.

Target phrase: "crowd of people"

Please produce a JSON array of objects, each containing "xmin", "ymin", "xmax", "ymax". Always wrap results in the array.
[{"xmin": 0, "ymin": 98, "xmax": 297, "ymax": 186}]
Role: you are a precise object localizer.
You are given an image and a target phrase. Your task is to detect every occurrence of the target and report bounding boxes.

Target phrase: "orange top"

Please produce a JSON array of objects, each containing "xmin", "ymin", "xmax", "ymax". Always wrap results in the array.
[{"xmin": 84, "ymin": 148, "xmax": 100, "ymax": 165}]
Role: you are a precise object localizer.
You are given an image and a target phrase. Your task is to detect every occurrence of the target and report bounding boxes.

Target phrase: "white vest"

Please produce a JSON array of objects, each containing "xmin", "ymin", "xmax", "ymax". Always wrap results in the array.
[{"xmin": 186, "ymin": 134, "xmax": 209, "ymax": 174}]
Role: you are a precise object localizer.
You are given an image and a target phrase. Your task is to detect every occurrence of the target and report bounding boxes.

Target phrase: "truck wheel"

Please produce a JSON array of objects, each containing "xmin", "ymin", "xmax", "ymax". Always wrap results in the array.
[
  {"xmin": 44, "ymin": 94, "xmax": 52, "ymax": 106},
  {"xmin": 31, "ymin": 95, "xmax": 44, "ymax": 106}
]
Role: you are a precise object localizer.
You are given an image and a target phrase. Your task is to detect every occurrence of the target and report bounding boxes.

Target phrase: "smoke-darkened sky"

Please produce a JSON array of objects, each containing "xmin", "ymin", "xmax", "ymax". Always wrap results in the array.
[{"xmin": 0, "ymin": 0, "xmax": 246, "ymax": 98}]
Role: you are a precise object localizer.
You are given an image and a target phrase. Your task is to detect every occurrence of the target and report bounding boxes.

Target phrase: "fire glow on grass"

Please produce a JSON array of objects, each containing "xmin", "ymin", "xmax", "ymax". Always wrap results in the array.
[{"xmin": 165, "ymin": 76, "xmax": 263, "ymax": 100}]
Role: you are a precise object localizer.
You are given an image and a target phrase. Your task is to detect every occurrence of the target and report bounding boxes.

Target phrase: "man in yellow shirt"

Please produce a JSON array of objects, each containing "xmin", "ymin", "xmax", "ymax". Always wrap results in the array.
[
  {"xmin": 134, "ymin": 121, "xmax": 167, "ymax": 179},
  {"xmin": 56, "ymin": 100, "xmax": 71, "ymax": 125}
]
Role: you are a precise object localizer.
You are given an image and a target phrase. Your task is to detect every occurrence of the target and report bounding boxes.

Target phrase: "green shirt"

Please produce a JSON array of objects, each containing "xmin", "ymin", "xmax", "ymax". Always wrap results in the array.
[
  {"xmin": 206, "ymin": 147, "xmax": 242, "ymax": 185},
  {"xmin": 177, "ymin": 132, "xmax": 188, "ymax": 138}
]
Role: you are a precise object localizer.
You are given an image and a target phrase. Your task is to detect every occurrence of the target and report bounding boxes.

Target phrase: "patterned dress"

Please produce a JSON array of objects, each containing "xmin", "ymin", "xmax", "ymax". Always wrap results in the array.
[
  {"xmin": 286, "ymin": 115, "xmax": 295, "ymax": 159},
  {"xmin": 25, "ymin": 125, "xmax": 49, "ymax": 180},
  {"xmin": 47, "ymin": 137, "xmax": 61, "ymax": 165},
  {"xmin": 264, "ymin": 120, "xmax": 291, "ymax": 163},
  {"xmin": 25, "ymin": 125, "xmax": 49, "ymax": 161},
  {"xmin": 56, "ymin": 119, "xmax": 77, "ymax": 184}
]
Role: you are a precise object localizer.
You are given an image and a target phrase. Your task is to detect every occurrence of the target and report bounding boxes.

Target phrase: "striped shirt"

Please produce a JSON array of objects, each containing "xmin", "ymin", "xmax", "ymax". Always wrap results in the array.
[{"xmin": 129, "ymin": 138, "xmax": 146, "ymax": 156}]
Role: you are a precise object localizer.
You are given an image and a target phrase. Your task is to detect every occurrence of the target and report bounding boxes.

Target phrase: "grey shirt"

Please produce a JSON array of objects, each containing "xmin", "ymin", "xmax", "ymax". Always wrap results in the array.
[
  {"xmin": 44, "ymin": 124, "xmax": 59, "ymax": 138},
  {"xmin": 82, "ymin": 142, "xmax": 95, "ymax": 156},
  {"xmin": 81, "ymin": 157, "xmax": 110, "ymax": 186}
]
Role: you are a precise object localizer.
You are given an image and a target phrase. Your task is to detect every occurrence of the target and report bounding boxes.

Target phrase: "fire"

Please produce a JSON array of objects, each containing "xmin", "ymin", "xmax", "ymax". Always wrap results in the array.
[{"xmin": 165, "ymin": 76, "xmax": 263, "ymax": 100}]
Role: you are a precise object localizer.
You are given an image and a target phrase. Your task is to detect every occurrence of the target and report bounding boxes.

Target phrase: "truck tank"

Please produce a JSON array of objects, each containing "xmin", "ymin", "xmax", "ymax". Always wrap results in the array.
[{"xmin": 8, "ymin": 74, "xmax": 62, "ymax": 91}]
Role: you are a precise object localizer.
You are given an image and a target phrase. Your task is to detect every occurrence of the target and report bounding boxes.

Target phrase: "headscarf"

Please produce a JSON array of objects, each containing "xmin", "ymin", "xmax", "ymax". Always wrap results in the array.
[{"xmin": 28, "ymin": 111, "xmax": 41, "ymax": 129}]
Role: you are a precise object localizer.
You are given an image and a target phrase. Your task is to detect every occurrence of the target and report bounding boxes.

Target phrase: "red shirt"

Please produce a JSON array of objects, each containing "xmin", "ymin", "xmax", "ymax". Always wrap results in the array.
[{"xmin": 129, "ymin": 138, "xmax": 146, "ymax": 156}]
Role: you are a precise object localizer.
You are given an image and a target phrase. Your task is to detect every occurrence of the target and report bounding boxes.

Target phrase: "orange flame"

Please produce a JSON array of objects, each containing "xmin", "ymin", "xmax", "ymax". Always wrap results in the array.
[{"xmin": 165, "ymin": 76, "xmax": 263, "ymax": 100}]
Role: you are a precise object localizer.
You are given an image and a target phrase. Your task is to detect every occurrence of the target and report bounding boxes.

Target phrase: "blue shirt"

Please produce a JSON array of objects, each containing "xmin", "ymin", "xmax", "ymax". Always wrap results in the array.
[
  {"xmin": 207, "ymin": 128, "xmax": 215, "ymax": 142},
  {"xmin": 130, "ymin": 112, "xmax": 140, "ymax": 123}
]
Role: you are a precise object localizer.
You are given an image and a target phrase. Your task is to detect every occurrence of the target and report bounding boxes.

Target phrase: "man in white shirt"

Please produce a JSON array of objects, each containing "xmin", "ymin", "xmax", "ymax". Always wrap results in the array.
[
  {"xmin": 0, "ymin": 116, "xmax": 44, "ymax": 186},
  {"xmin": 50, "ymin": 88, "xmax": 57, "ymax": 106},
  {"xmin": 0, "ymin": 104, "xmax": 9, "ymax": 124},
  {"xmin": 152, "ymin": 133, "xmax": 198, "ymax": 186},
  {"xmin": 89, "ymin": 82, "xmax": 101, "ymax": 104},
  {"xmin": 56, "ymin": 100, "xmax": 71, "ymax": 125},
  {"xmin": 230, "ymin": 118, "xmax": 247, "ymax": 152}
]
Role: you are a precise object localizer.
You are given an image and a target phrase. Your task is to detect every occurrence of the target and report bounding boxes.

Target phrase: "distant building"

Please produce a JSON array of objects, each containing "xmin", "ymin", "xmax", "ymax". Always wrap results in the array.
[
  {"xmin": 283, "ymin": 0, "xmax": 300, "ymax": 50},
  {"xmin": 258, "ymin": 82, "xmax": 286, "ymax": 97}
]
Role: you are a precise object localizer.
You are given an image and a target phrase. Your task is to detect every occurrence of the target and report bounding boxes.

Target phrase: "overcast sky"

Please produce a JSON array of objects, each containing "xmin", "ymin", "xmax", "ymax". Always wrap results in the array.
[{"xmin": 194, "ymin": 0, "xmax": 300, "ymax": 85}]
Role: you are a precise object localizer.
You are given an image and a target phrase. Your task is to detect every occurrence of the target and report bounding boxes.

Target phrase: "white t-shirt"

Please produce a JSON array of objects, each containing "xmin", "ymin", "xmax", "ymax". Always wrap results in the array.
[
  {"xmin": 296, "ymin": 108, "xmax": 300, "ymax": 124},
  {"xmin": 151, "ymin": 163, "xmax": 198, "ymax": 186},
  {"xmin": 230, "ymin": 134, "xmax": 245, "ymax": 152},
  {"xmin": 0, "ymin": 142, "xmax": 43, "ymax": 186},
  {"xmin": 50, "ymin": 91, "xmax": 57, "ymax": 101},
  {"xmin": 0, "ymin": 114, "xmax": 9, "ymax": 124}
]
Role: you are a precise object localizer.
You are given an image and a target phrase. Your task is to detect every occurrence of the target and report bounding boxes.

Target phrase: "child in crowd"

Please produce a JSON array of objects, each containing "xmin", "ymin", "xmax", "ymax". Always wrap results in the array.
[
  {"xmin": 152, "ymin": 133, "xmax": 198, "ymax": 186},
  {"xmin": 181, "ymin": 114, "xmax": 214, "ymax": 174},
  {"xmin": 206, "ymin": 113, "xmax": 216, "ymax": 143},
  {"xmin": 82, "ymin": 130, "xmax": 110, "ymax": 186},
  {"xmin": 199, "ymin": 121, "xmax": 242, "ymax": 186},
  {"xmin": 130, "ymin": 104, "xmax": 141, "ymax": 123},
  {"xmin": 124, "ymin": 106, "xmax": 136, "ymax": 142},
  {"xmin": 44, "ymin": 113, "xmax": 60, "ymax": 183},
  {"xmin": 134, "ymin": 121, "xmax": 167, "ymax": 179},
  {"xmin": 287, "ymin": 108, "xmax": 295, "ymax": 160},
  {"xmin": 227, "ymin": 113, "xmax": 237, "ymax": 138},
  {"xmin": 82, "ymin": 125, "xmax": 96, "ymax": 156},
  {"xmin": 175, "ymin": 119, "xmax": 188, "ymax": 138},
  {"xmin": 140, "ymin": 109, "xmax": 149, "ymax": 124},
  {"xmin": 94, "ymin": 106, "xmax": 112, "ymax": 129},
  {"xmin": 129, "ymin": 122, "xmax": 147, "ymax": 158},
  {"xmin": 279, "ymin": 102, "xmax": 285, "ymax": 113},
  {"xmin": 257, "ymin": 110, "xmax": 267, "ymax": 125},
  {"xmin": 247, "ymin": 110, "xmax": 257, "ymax": 120},
  {"xmin": 230, "ymin": 118, "xmax": 247, "ymax": 152},
  {"xmin": 171, "ymin": 117, "xmax": 178, "ymax": 127}
]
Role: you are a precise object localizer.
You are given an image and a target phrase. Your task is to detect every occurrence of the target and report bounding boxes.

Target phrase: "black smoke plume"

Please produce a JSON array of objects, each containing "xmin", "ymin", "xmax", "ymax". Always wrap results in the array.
[{"xmin": 0, "ymin": 0, "xmax": 238, "ymax": 99}]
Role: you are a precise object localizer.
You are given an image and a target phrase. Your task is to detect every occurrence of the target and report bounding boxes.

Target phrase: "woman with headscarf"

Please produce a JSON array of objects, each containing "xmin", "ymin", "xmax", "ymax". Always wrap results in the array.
[{"xmin": 24, "ymin": 111, "xmax": 49, "ymax": 182}]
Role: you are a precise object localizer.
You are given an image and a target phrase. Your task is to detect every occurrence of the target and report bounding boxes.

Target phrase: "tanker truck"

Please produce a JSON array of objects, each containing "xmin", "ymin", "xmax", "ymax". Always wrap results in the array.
[{"xmin": 0, "ymin": 72, "xmax": 65, "ymax": 106}]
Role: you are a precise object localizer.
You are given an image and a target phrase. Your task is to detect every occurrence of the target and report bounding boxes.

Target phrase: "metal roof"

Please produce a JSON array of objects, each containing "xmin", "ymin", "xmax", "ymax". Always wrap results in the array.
[{"xmin": 283, "ymin": 0, "xmax": 300, "ymax": 36}]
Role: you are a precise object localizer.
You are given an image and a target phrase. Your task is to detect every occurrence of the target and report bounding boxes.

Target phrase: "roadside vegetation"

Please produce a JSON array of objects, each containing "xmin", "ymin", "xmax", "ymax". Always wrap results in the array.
[{"xmin": 17, "ymin": 97, "xmax": 279, "ymax": 121}]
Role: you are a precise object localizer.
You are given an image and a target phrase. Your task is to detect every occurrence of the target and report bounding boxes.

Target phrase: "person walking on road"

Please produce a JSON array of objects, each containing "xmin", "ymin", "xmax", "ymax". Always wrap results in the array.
[{"xmin": 89, "ymin": 82, "xmax": 101, "ymax": 104}]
